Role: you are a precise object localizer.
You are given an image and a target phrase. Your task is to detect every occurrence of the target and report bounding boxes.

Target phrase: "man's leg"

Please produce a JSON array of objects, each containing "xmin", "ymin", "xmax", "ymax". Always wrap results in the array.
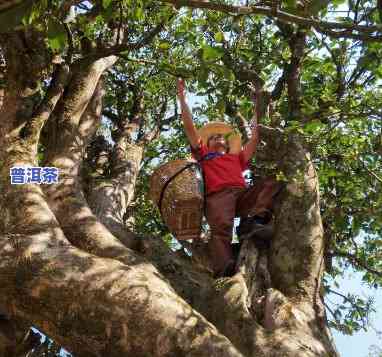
[
  {"xmin": 206, "ymin": 187, "xmax": 243, "ymax": 277},
  {"xmin": 236, "ymin": 176, "xmax": 284, "ymax": 219},
  {"xmin": 235, "ymin": 177, "xmax": 284, "ymax": 245}
]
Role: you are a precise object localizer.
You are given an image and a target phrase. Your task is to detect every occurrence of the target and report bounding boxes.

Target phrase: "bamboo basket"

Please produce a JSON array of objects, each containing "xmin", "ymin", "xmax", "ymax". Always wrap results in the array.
[{"xmin": 149, "ymin": 159, "xmax": 204, "ymax": 241}]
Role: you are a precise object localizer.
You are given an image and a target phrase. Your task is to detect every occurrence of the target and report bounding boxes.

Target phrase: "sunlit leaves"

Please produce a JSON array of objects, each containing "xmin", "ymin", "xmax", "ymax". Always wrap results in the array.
[
  {"xmin": 47, "ymin": 19, "xmax": 67, "ymax": 52},
  {"xmin": 102, "ymin": 0, "xmax": 112, "ymax": 9},
  {"xmin": 214, "ymin": 31, "xmax": 225, "ymax": 43},
  {"xmin": 325, "ymin": 286, "xmax": 375, "ymax": 335},
  {"xmin": 0, "ymin": 0, "xmax": 36, "ymax": 32},
  {"xmin": 201, "ymin": 44, "xmax": 224, "ymax": 62},
  {"xmin": 18, "ymin": 0, "xmax": 377, "ymax": 338}
]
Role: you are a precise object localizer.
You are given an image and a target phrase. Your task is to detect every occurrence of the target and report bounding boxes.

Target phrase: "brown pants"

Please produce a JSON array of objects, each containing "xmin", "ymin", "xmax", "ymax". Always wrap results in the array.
[{"xmin": 205, "ymin": 177, "xmax": 283, "ymax": 275}]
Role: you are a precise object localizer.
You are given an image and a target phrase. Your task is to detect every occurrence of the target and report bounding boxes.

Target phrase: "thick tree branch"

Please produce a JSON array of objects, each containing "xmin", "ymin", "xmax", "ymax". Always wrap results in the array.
[
  {"xmin": 162, "ymin": 0, "xmax": 382, "ymax": 40},
  {"xmin": 141, "ymin": 97, "xmax": 168, "ymax": 143},
  {"xmin": 0, "ymin": 56, "xmax": 243, "ymax": 357},
  {"xmin": 20, "ymin": 64, "xmax": 70, "ymax": 147},
  {"xmin": 0, "ymin": 230, "xmax": 243, "ymax": 357},
  {"xmin": 41, "ymin": 55, "xmax": 141, "ymax": 257},
  {"xmin": 91, "ymin": 21, "xmax": 167, "ymax": 59},
  {"xmin": 286, "ymin": 29, "xmax": 306, "ymax": 119}
]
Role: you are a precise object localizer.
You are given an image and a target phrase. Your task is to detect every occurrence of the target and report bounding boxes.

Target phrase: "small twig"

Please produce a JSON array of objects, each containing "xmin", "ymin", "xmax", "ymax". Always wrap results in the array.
[
  {"xmin": 116, "ymin": 1, "xmax": 123, "ymax": 46},
  {"xmin": 360, "ymin": 160, "xmax": 382, "ymax": 184},
  {"xmin": 64, "ymin": 23, "xmax": 74, "ymax": 64},
  {"xmin": 331, "ymin": 250, "xmax": 382, "ymax": 278},
  {"xmin": 161, "ymin": 0, "xmax": 382, "ymax": 41},
  {"xmin": 327, "ymin": 287, "xmax": 369, "ymax": 328},
  {"xmin": 323, "ymin": 300, "xmax": 341, "ymax": 325}
]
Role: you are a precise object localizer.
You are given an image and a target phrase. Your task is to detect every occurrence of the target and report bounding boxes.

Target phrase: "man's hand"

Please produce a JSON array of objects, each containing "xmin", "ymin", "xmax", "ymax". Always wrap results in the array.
[
  {"xmin": 176, "ymin": 77, "xmax": 199, "ymax": 149},
  {"xmin": 249, "ymin": 90, "xmax": 259, "ymax": 130},
  {"xmin": 242, "ymin": 86, "xmax": 260, "ymax": 162},
  {"xmin": 177, "ymin": 78, "xmax": 186, "ymax": 101},
  {"xmin": 250, "ymin": 114, "xmax": 258, "ymax": 130}
]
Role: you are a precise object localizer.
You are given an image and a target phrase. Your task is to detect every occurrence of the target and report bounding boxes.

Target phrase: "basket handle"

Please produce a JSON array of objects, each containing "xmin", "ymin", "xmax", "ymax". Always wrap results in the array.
[{"xmin": 158, "ymin": 163, "xmax": 198, "ymax": 215}]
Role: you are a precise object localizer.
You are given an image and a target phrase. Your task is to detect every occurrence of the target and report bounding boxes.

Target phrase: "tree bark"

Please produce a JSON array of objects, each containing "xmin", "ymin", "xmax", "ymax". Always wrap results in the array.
[
  {"xmin": 0, "ymin": 315, "xmax": 36, "ymax": 357},
  {"xmin": 85, "ymin": 140, "xmax": 143, "ymax": 246},
  {"xmin": 0, "ymin": 31, "xmax": 340, "ymax": 357},
  {"xmin": 41, "ymin": 55, "xmax": 139, "ymax": 256},
  {"xmin": 0, "ymin": 71, "xmax": 242, "ymax": 357},
  {"xmin": 0, "ymin": 35, "xmax": 242, "ymax": 357}
]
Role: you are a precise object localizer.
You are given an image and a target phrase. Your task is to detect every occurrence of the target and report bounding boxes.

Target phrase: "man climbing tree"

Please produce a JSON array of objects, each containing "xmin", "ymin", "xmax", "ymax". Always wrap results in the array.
[
  {"xmin": 177, "ymin": 78, "xmax": 283, "ymax": 278},
  {"xmin": 0, "ymin": 1, "xmax": 380, "ymax": 356}
]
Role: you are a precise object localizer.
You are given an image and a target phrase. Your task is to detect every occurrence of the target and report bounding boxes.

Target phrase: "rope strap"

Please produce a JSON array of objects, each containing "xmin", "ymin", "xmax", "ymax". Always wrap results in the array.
[
  {"xmin": 158, "ymin": 162, "xmax": 198, "ymax": 215},
  {"xmin": 158, "ymin": 152, "xmax": 223, "ymax": 215}
]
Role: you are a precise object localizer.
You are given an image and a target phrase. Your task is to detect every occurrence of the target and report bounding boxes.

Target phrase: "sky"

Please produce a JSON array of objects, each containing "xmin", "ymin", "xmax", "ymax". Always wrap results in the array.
[
  {"xmin": 39, "ymin": 76, "xmax": 380, "ymax": 357},
  {"xmin": 330, "ymin": 269, "xmax": 382, "ymax": 357},
  {"xmin": 126, "ymin": 2, "xmax": 380, "ymax": 356},
  {"xmin": 187, "ymin": 90, "xmax": 382, "ymax": 356},
  {"xmin": 47, "ymin": 3, "xmax": 381, "ymax": 355}
]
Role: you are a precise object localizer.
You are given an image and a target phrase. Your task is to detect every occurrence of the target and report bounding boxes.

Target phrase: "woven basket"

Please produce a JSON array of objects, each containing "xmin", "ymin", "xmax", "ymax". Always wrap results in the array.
[{"xmin": 149, "ymin": 159, "xmax": 204, "ymax": 241}]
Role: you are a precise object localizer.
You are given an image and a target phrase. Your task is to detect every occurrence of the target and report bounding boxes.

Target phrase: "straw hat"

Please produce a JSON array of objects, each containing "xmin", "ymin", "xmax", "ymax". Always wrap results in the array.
[{"xmin": 198, "ymin": 121, "xmax": 242, "ymax": 154}]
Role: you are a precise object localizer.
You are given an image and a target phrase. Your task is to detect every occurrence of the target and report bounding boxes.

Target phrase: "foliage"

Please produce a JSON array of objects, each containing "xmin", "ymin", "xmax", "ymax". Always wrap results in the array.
[
  {"xmin": 367, "ymin": 344, "xmax": 382, "ymax": 357},
  {"xmin": 84, "ymin": 0, "xmax": 382, "ymax": 338},
  {"xmin": 134, "ymin": 5, "xmax": 382, "ymax": 336},
  {"xmin": 0, "ymin": 0, "xmax": 381, "ymax": 353}
]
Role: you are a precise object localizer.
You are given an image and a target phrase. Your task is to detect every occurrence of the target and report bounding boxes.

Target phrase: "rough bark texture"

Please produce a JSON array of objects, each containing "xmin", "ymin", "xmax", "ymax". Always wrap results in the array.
[
  {"xmin": 0, "ymin": 30, "xmax": 340, "ymax": 357},
  {"xmin": 86, "ymin": 140, "xmax": 143, "ymax": 246},
  {"xmin": 0, "ymin": 315, "xmax": 33, "ymax": 357}
]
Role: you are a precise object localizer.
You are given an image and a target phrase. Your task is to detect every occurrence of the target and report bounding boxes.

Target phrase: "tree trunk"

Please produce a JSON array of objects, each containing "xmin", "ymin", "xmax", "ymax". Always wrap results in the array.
[
  {"xmin": 86, "ymin": 140, "xmax": 144, "ymax": 246},
  {"xmin": 0, "ymin": 33, "xmax": 339, "ymax": 357},
  {"xmin": 0, "ymin": 78, "xmax": 242, "ymax": 357},
  {"xmin": 0, "ymin": 315, "xmax": 35, "ymax": 357}
]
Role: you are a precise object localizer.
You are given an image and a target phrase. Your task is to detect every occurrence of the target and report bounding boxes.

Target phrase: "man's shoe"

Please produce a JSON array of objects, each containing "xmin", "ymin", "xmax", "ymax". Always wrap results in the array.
[
  {"xmin": 239, "ymin": 223, "xmax": 274, "ymax": 241},
  {"xmin": 236, "ymin": 215, "xmax": 274, "ymax": 248},
  {"xmin": 232, "ymin": 242, "xmax": 241, "ymax": 262},
  {"xmin": 213, "ymin": 259, "xmax": 236, "ymax": 279}
]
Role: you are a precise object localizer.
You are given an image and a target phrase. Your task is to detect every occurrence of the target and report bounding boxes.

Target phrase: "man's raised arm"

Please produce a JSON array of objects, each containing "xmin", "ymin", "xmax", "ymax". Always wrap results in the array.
[
  {"xmin": 242, "ymin": 100, "xmax": 260, "ymax": 163},
  {"xmin": 177, "ymin": 78, "xmax": 200, "ymax": 150}
]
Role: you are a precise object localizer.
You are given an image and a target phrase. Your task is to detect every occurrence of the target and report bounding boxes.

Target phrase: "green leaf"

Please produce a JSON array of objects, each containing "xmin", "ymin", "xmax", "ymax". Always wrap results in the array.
[
  {"xmin": 159, "ymin": 41, "xmax": 171, "ymax": 50},
  {"xmin": 239, "ymin": 48, "xmax": 255, "ymax": 61},
  {"xmin": 135, "ymin": 6, "xmax": 144, "ymax": 20},
  {"xmin": 0, "ymin": 0, "xmax": 35, "ymax": 33},
  {"xmin": 330, "ymin": 0, "xmax": 346, "ymax": 7},
  {"xmin": 283, "ymin": 0, "xmax": 297, "ymax": 9},
  {"xmin": 326, "ymin": 168, "xmax": 337, "ymax": 177},
  {"xmin": 214, "ymin": 32, "xmax": 225, "ymax": 43},
  {"xmin": 376, "ymin": 65, "xmax": 382, "ymax": 79},
  {"xmin": 202, "ymin": 45, "xmax": 224, "ymax": 62},
  {"xmin": 304, "ymin": 120, "xmax": 325, "ymax": 133},
  {"xmin": 102, "ymin": 0, "xmax": 112, "ymax": 9},
  {"xmin": 47, "ymin": 19, "xmax": 67, "ymax": 52},
  {"xmin": 22, "ymin": 2, "xmax": 40, "ymax": 26}
]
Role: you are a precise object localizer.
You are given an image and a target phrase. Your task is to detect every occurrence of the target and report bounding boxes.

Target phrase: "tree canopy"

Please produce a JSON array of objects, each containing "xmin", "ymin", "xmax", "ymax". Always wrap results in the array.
[{"xmin": 0, "ymin": 0, "xmax": 381, "ymax": 356}]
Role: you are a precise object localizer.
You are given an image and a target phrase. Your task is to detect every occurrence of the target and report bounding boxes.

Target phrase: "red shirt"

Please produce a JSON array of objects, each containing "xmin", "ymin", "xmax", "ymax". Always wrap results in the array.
[{"xmin": 191, "ymin": 141, "xmax": 249, "ymax": 194}]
